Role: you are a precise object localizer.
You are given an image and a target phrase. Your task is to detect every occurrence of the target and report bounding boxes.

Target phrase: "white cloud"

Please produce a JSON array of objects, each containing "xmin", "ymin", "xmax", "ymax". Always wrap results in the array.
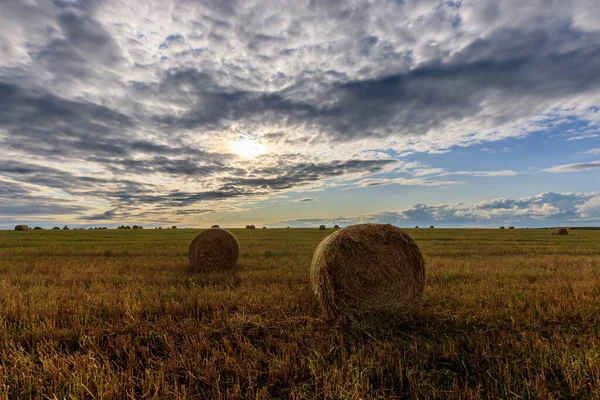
[
  {"xmin": 543, "ymin": 161, "xmax": 600, "ymax": 173},
  {"xmin": 279, "ymin": 192, "xmax": 600, "ymax": 227},
  {"xmin": 579, "ymin": 148, "xmax": 600, "ymax": 157}
]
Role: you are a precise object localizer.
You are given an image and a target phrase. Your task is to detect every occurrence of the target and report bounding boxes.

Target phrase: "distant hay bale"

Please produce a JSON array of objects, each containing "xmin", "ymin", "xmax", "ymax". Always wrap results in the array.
[
  {"xmin": 211, "ymin": 225, "xmax": 220, "ymax": 228},
  {"xmin": 499, "ymin": 226, "xmax": 505, "ymax": 230},
  {"xmin": 14, "ymin": 225, "xmax": 29, "ymax": 231},
  {"xmin": 189, "ymin": 228, "xmax": 239, "ymax": 272},
  {"xmin": 415, "ymin": 226, "xmax": 419, "ymax": 229},
  {"xmin": 319, "ymin": 225, "xmax": 326, "ymax": 230},
  {"xmin": 310, "ymin": 224, "xmax": 425, "ymax": 319},
  {"xmin": 287, "ymin": 226, "xmax": 291, "ymax": 228},
  {"xmin": 262, "ymin": 226, "xmax": 267, "ymax": 229},
  {"xmin": 172, "ymin": 226, "xmax": 177, "ymax": 229},
  {"xmin": 552, "ymin": 228, "xmax": 568, "ymax": 236},
  {"xmin": 334, "ymin": 225, "xmax": 340, "ymax": 229},
  {"xmin": 429, "ymin": 226, "xmax": 434, "ymax": 229},
  {"xmin": 508, "ymin": 226, "xmax": 515, "ymax": 230}
]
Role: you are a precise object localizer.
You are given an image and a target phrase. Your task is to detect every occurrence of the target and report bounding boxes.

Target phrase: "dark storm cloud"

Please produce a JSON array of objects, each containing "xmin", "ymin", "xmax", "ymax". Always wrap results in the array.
[
  {"xmin": 223, "ymin": 159, "xmax": 397, "ymax": 190},
  {"xmin": 1, "ymin": 0, "xmax": 600, "ymax": 225},
  {"xmin": 143, "ymin": 27, "xmax": 600, "ymax": 141},
  {"xmin": 0, "ymin": 82, "xmax": 133, "ymax": 158},
  {"xmin": 0, "ymin": 179, "xmax": 90, "ymax": 216},
  {"xmin": 35, "ymin": 9, "xmax": 123, "ymax": 83}
]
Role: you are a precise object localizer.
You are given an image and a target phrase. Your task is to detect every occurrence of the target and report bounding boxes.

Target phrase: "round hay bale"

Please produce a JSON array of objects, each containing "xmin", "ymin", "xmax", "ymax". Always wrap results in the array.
[
  {"xmin": 429, "ymin": 226, "xmax": 434, "ymax": 229},
  {"xmin": 14, "ymin": 225, "xmax": 29, "ymax": 231},
  {"xmin": 499, "ymin": 226, "xmax": 505, "ymax": 230},
  {"xmin": 310, "ymin": 224, "xmax": 425, "ymax": 319},
  {"xmin": 552, "ymin": 228, "xmax": 568, "ymax": 236},
  {"xmin": 262, "ymin": 226, "xmax": 267, "ymax": 229},
  {"xmin": 414, "ymin": 226, "xmax": 419, "ymax": 229},
  {"xmin": 319, "ymin": 225, "xmax": 326, "ymax": 230},
  {"xmin": 189, "ymin": 228, "xmax": 239, "ymax": 272},
  {"xmin": 211, "ymin": 225, "xmax": 220, "ymax": 228},
  {"xmin": 334, "ymin": 225, "xmax": 340, "ymax": 229},
  {"xmin": 508, "ymin": 226, "xmax": 515, "ymax": 230}
]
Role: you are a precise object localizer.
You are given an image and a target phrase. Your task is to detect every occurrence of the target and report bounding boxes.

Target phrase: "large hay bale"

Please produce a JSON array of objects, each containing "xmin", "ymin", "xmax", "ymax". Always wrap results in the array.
[
  {"xmin": 310, "ymin": 224, "xmax": 425, "ymax": 319},
  {"xmin": 14, "ymin": 225, "xmax": 29, "ymax": 231},
  {"xmin": 189, "ymin": 228, "xmax": 239, "ymax": 272},
  {"xmin": 508, "ymin": 226, "xmax": 515, "ymax": 230},
  {"xmin": 552, "ymin": 228, "xmax": 568, "ymax": 236},
  {"xmin": 319, "ymin": 225, "xmax": 326, "ymax": 230}
]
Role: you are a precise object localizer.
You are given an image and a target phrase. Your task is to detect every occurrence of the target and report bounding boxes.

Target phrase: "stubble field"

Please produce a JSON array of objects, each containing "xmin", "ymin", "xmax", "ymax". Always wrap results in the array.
[{"xmin": 1, "ymin": 228, "xmax": 600, "ymax": 399}]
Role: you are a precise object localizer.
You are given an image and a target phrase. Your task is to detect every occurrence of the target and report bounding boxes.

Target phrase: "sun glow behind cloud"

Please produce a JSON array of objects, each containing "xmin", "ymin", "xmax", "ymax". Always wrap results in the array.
[{"xmin": 230, "ymin": 137, "xmax": 267, "ymax": 159}]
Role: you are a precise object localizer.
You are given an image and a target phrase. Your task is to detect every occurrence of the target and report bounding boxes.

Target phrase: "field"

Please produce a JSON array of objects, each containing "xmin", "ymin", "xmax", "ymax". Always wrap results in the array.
[{"xmin": 1, "ymin": 228, "xmax": 600, "ymax": 399}]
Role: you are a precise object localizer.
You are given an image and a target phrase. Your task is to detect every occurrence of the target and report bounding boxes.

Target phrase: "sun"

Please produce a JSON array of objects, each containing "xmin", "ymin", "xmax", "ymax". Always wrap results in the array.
[{"xmin": 230, "ymin": 137, "xmax": 266, "ymax": 159}]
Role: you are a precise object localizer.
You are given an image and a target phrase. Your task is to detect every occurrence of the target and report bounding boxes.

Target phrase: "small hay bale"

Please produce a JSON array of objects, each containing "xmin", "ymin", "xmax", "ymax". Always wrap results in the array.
[
  {"xmin": 319, "ymin": 225, "xmax": 326, "ymax": 230},
  {"xmin": 262, "ymin": 226, "xmax": 267, "ymax": 229},
  {"xmin": 334, "ymin": 225, "xmax": 340, "ymax": 229},
  {"xmin": 429, "ymin": 226, "xmax": 434, "ymax": 229},
  {"xmin": 552, "ymin": 228, "xmax": 568, "ymax": 236},
  {"xmin": 415, "ymin": 226, "xmax": 419, "ymax": 229},
  {"xmin": 14, "ymin": 225, "xmax": 29, "ymax": 231},
  {"xmin": 189, "ymin": 228, "xmax": 239, "ymax": 272},
  {"xmin": 508, "ymin": 226, "xmax": 515, "ymax": 230},
  {"xmin": 172, "ymin": 226, "xmax": 177, "ymax": 229},
  {"xmin": 310, "ymin": 223, "xmax": 425, "ymax": 319},
  {"xmin": 499, "ymin": 226, "xmax": 505, "ymax": 230}
]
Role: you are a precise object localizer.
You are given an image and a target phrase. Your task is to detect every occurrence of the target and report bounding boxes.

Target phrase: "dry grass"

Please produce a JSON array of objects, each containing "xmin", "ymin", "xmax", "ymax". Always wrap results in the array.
[
  {"xmin": 310, "ymin": 224, "xmax": 425, "ymax": 319},
  {"xmin": 1, "ymin": 228, "xmax": 600, "ymax": 398}
]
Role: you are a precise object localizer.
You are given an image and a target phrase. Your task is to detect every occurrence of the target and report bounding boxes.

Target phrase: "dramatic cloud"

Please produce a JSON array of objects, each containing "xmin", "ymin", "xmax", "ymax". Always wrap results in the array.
[{"xmin": 1, "ymin": 0, "xmax": 599, "ymax": 226}]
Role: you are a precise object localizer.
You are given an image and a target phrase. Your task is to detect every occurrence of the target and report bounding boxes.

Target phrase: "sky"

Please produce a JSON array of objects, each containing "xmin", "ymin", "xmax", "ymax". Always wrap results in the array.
[{"xmin": 0, "ymin": 0, "xmax": 599, "ymax": 229}]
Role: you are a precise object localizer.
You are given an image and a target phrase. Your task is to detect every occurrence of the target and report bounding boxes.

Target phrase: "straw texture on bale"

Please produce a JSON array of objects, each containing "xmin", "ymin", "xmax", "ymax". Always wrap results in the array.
[
  {"xmin": 310, "ymin": 224, "xmax": 425, "ymax": 319},
  {"xmin": 319, "ymin": 225, "xmax": 326, "ymax": 230},
  {"xmin": 14, "ymin": 225, "xmax": 29, "ymax": 231},
  {"xmin": 189, "ymin": 228, "xmax": 239, "ymax": 272},
  {"xmin": 552, "ymin": 228, "xmax": 568, "ymax": 236}
]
